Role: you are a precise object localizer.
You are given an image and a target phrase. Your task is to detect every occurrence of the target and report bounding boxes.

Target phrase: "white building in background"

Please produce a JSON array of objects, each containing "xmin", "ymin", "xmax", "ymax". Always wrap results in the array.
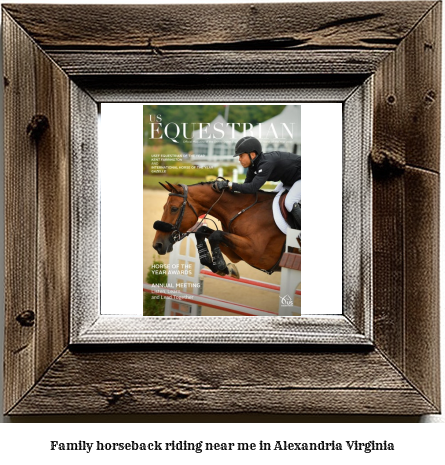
[
  {"xmin": 191, "ymin": 114, "xmax": 242, "ymax": 166},
  {"xmin": 252, "ymin": 105, "xmax": 301, "ymax": 156},
  {"xmin": 191, "ymin": 105, "xmax": 301, "ymax": 167}
]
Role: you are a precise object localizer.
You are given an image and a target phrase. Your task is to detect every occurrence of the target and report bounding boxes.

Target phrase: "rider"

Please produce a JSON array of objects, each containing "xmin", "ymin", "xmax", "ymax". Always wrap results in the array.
[{"xmin": 215, "ymin": 136, "xmax": 301, "ymax": 229}]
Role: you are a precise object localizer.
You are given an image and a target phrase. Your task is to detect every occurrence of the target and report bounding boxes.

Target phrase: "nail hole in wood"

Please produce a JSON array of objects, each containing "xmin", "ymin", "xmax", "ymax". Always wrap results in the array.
[
  {"xmin": 16, "ymin": 310, "xmax": 35, "ymax": 327},
  {"xmin": 26, "ymin": 114, "xmax": 49, "ymax": 140}
]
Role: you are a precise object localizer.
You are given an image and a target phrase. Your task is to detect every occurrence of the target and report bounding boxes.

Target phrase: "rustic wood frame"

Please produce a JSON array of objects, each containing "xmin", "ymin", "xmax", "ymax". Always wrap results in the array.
[
  {"xmin": 71, "ymin": 83, "xmax": 373, "ymax": 346},
  {"xmin": 2, "ymin": 2, "xmax": 441, "ymax": 415}
]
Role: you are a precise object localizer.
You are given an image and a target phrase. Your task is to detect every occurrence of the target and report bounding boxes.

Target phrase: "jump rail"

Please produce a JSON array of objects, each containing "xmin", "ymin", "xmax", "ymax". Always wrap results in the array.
[
  {"xmin": 143, "ymin": 283, "xmax": 277, "ymax": 316},
  {"xmin": 155, "ymin": 226, "xmax": 301, "ymax": 316},
  {"xmin": 200, "ymin": 269, "xmax": 301, "ymax": 295}
]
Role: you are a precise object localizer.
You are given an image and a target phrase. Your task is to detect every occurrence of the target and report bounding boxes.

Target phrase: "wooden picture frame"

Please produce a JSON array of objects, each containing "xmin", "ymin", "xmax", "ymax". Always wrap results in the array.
[{"xmin": 2, "ymin": 2, "xmax": 440, "ymax": 415}]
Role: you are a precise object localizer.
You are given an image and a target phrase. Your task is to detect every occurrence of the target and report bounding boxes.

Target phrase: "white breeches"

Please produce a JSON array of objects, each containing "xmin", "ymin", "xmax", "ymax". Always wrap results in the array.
[
  {"xmin": 273, "ymin": 180, "xmax": 301, "ymax": 211},
  {"xmin": 283, "ymin": 180, "xmax": 301, "ymax": 211}
]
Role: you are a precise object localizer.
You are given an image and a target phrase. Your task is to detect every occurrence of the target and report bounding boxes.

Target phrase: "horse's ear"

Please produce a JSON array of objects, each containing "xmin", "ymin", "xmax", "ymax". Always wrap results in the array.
[
  {"xmin": 159, "ymin": 182, "xmax": 171, "ymax": 192},
  {"xmin": 166, "ymin": 181, "xmax": 179, "ymax": 193}
]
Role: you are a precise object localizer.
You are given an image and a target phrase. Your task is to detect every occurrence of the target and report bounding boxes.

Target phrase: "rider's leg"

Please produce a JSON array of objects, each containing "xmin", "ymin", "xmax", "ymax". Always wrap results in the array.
[{"xmin": 285, "ymin": 180, "xmax": 301, "ymax": 229}]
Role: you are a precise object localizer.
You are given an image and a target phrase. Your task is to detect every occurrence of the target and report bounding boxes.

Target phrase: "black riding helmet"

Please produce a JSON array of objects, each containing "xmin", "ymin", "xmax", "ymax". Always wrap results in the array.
[{"xmin": 233, "ymin": 136, "xmax": 262, "ymax": 157}]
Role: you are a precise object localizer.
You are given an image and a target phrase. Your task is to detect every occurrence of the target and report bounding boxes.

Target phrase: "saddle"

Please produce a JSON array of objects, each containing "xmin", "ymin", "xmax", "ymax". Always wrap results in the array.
[{"xmin": 279, "ymin": 191, "xmax": 298, "ymax": 229}]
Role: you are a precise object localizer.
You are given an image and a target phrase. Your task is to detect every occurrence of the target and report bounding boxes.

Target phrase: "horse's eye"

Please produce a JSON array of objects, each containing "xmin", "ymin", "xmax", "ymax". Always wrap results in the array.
[{"xmin": 171, "ymin": 206, "xmax": 179, "ymax": 213}]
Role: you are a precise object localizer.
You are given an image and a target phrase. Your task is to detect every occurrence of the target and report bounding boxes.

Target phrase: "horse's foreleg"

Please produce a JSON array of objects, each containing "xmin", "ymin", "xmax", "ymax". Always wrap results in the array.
[
  {"xmin": 208, "ymin": 231, "xmax": 230, "ymax": 273},
  {"xmin": 207, "ymin": 230, "xmax": 244, "ymax": 278}
]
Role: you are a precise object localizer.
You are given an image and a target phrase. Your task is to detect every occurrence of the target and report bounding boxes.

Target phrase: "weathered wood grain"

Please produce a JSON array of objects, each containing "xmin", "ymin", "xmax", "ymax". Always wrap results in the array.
[
  {"xmin": 76, "ymin": 75, "xmax": 364, "ymax": 103},
  {"xmin": 404, "ymin": 167, "xmax": 440, "ymax": 408},
  {"xmin": 3, "ymin": 2, "xmax": 434, "ymax": 81},
  {"xmin": 371, "ymin": 1, "xmax": 440, "ymax": 173},
  {"xmin": 342, "ymin": 81, "xmax": 373, "ymax": 336},
  {"xmin": 8, "ymin": 349, "xmax": 438, "ymax": 415},
  {"xmin": 404, "ymin": 2, "xmax": 441, "ymax": 172},
  {"xmin": 34, "ymin": 44, "xmax": 71, "ymax": 380},
  {"xmin": 2, "ymin": 2, "xmax": 435, "ymax": 50},
  {"xmin": 70, "ymin": 83, "xmax": 100, "ymax": 339},
  {"xmin": 74, "ymin": 316, "xmax": 370, "ymax": 345},
  {"xmin": 371, "ymin": 2, "xmax": 441, "ymax": 411},
  {"xmin": 372, "ymin": 175, "xmax": 405, "ymax": 369},
  {"xmin": 47, "ymin": 50, "xmax": 391, "ymax": 76},
  {"xmin": 372, "ymin": 34, "xmax": 406, "ymax": 370},
  {"xmin": 3, "ymin": 12, "xmax": 37, "ymax": 414},
  {"xmin": 2, "ymin": 2, "xmax": 441, "ymax": 417}
]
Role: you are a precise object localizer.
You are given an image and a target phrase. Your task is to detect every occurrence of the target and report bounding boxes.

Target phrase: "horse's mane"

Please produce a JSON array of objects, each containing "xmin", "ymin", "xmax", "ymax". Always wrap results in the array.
[
  {"xmin": 168, "ymin": 180, "xmax": 276, "ymax": 204},
  {"xmin": 188, "ymin": 181, "xmax": 215, "ymax": 187},
  {"xmin": 188, "ymin": 181, "xmax": 276, "ymax": 200}
]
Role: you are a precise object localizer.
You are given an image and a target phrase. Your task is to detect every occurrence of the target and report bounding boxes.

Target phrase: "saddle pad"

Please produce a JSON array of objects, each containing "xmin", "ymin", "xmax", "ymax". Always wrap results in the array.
[{"xmin": 272, "ymin": 187, "xmax": 289, "ymax": 234}]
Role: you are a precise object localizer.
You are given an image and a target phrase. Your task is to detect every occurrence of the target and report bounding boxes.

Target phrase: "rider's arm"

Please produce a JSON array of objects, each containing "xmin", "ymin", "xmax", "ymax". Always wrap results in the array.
[
  {"xmin": 231, "ymin": 164, "xmax": 272, "ymax": 194},
  {"xmin": 244, "ymin": 167, "xmax": 255, "ymax": 184}
]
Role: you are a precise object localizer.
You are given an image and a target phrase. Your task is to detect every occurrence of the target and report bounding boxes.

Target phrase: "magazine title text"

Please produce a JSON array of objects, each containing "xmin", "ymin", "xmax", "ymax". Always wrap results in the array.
[{"xmin": 147, "ymin": 114, "xmax": 295, "ymax": 144}]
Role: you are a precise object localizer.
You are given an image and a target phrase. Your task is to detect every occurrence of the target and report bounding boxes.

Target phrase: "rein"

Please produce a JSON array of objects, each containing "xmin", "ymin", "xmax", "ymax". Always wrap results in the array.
[{"xmin": 227, "ymin": 191, "xmax": 258, "ymax": 233}]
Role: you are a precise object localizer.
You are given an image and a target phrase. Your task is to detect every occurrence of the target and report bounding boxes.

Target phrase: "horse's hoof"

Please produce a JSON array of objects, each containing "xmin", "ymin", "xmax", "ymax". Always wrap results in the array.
[{"xmin": 227, "ymin": 263, "xmax": 240, "ymax": 279}]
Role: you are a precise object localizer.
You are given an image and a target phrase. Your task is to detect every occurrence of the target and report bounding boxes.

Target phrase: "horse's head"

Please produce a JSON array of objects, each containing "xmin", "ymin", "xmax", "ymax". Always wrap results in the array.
[{"xmin": 152, "ymin": 182, "xmax": 199, "ymax": 255}]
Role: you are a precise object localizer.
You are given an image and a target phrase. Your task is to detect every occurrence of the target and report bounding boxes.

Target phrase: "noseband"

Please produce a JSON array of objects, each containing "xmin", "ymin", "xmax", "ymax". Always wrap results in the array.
[{"xmin": 153, "ymin": 183, "xmax": 199, "ymax": 245}]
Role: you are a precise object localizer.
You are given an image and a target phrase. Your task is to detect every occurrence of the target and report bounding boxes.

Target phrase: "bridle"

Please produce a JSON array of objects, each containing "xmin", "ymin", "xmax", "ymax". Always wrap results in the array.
[
  {"xmin": 153, "ymin": 183, "xmax": 198, "ymax": 245},
  {"xmin": 153, "ymin": 183, "xmax": 225, "ymax": 245}
]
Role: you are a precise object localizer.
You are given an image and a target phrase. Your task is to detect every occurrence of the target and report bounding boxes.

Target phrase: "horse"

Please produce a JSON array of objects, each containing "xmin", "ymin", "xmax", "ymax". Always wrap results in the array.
[{"xmin": 152, "ymin": 180, "xmax": 287, "ymax": 277}]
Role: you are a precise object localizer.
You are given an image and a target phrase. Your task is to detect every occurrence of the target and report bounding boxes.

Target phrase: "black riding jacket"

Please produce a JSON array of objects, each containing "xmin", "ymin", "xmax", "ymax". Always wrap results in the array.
[{"xmin": 231, "ymin": 151, "xmax": 301, "ymax": 194}]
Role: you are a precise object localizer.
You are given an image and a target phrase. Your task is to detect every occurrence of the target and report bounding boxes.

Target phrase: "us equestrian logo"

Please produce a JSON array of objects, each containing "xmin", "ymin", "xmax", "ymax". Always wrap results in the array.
[{"xmin": 280, "ymin": 295, "xmax": 293, "ymax": 306}]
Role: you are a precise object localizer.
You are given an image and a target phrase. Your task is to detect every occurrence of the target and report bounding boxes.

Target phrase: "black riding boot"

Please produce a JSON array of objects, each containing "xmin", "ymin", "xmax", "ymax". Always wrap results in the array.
[{"xmin": 290, "ymin": 202, "xmax": 301, "ymax": 230}]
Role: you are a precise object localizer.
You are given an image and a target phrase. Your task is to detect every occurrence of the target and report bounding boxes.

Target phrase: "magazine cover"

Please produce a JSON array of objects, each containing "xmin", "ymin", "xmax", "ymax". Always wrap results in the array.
[{"xmin": 143, "ymin": 104, "xmax": 302, "ymax": 317}]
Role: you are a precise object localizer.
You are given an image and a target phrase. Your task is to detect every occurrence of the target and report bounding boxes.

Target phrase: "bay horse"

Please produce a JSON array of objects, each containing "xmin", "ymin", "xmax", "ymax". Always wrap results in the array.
[{"xmin": 152, "ymin": 181, "xmax": 286, "ymax": 277}]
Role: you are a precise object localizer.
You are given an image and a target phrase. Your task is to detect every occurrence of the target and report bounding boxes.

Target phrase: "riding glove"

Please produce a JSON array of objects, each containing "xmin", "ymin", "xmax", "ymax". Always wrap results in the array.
[{"xmin": 215, "ymin": 180, "xmax": 230, "ymax": 192}]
